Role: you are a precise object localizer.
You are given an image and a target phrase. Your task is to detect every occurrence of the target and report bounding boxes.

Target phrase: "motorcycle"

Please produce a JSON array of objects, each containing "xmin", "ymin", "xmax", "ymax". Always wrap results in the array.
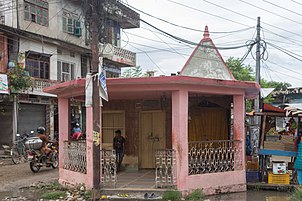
[{"xmin": 25, "ymin": 138, "xmax": 59, "ymax": 173}]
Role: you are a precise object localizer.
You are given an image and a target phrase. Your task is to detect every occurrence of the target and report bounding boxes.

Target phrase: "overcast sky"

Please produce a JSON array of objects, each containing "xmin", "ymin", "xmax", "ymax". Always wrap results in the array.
[{"xmin": 120, "ymin": 0, "xmax": 302, "ymax": 87}]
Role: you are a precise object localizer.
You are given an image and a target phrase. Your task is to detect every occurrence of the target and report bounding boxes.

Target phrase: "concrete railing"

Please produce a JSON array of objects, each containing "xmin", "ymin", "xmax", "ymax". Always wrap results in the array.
[{"xmin": 31, "ymin": 78, "xmax": 60, "ymax": 92}]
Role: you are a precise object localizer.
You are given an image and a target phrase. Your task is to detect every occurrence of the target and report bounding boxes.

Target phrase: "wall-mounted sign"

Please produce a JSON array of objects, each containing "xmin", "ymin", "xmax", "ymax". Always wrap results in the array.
[{"xmin": 0, "ymin": 74, "xmax": 9, "ymax": 94}]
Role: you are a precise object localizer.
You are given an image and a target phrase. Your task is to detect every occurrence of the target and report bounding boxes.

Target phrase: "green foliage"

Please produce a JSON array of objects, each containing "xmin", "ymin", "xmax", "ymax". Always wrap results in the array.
[
  {"xmin": 83, "ymin": 190, "xmax": 92, "ymax": 199},
  {"xmin": 260, "ymin": 79, "xmax": 291, "ymax": 91},
  {"xmin": 7, "ymin": 63, "xmax": 31, "ymax": 93},
  {"xmin": 226, "ymin": 57, "xmax": 254, "ymax": 81},
  {"xmin": 185, "ymin": 189, "xmax": 205, "ymax": 201},
  {"xmin": 40, "ymin": 191, "xmax": 66, "ymax": 200},
  {"xmin": 162, "ymin": 189, "xmax": 182, "ymax": 201},
  {"xmin": 122, "ymin": 66, "xmax": 143, "ymax": 77},
  {"xmin": 226, "ymin": 57, "xmax": 291, "ymax": 90},
  {"xmin": 44, "ymin": 181, "xmax": 67, "ymax": 191},
  {"xmin": 226, "ymin": 57, "xmax": 291, "ymax": 105},
  {"xmin": 290, "ymin": 188, "xmax": 302, "ymax": 201}
]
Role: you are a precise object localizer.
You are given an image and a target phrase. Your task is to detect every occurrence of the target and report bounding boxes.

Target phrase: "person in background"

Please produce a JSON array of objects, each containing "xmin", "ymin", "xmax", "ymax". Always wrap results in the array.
[
  {"xmin": 113, "ymin": 130, "xmax": 126, "ymax": 171},
  {"xmin": 71, "ymin": 123, "xmax": 83, "ymax": 140},
  {"xmin": 294, "ymin": 133, "xmax": 302, "ymax": 184}
]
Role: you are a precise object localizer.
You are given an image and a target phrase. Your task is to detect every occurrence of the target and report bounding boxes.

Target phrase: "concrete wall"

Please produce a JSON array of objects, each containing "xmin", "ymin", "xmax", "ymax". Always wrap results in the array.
[
  {"xmin": 19, "ymin": 38, "xmax": 82, "ymax": 81},
  {"xmin": 1, "ymin": 0, "xmax": 16, "ymax": 28},
  {"xmin": 102, "ymin": 99, "xmax": 172, "ymax": 168},
  {"xmin": 17, "ymin": 0, "xmax": 88, "ymax": 49},
  {"xmin": 184, "ymin": 171, "xmax": 246, "ymax": 195}
]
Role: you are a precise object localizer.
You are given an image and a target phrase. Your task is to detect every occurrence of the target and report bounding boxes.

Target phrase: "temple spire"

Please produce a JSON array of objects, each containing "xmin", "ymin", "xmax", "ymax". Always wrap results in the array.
[{"xmin": 203, "ymin": 25, "xmax": 210, "ymax": 39}]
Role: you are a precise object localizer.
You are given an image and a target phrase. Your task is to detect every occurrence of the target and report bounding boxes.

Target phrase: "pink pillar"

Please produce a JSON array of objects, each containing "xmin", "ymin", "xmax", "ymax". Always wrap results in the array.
[
  {"xmin": 233, "ymin": 95, "xmax": 245, "ymax": 170},
  {"xmin": 172, "ymin": 89, "xmax": 188, "ymax": 190},
  {"xmin": 85, "ymin": 106, "xmax": 94, "ymax": 189},
  {"xmin": 58, "ymin": 98, "xmax": 70, "ymax": 169}
]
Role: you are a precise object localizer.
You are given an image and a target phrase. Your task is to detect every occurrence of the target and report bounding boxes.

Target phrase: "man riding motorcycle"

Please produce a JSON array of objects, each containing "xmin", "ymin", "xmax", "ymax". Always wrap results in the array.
[{"xmin": 36, "ymin": 126, "xmax": 53, "ymax": 163}]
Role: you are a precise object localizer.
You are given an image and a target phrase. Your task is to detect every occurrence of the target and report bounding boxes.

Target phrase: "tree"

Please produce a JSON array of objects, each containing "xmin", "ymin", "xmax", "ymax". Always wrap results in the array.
[
  {"xmin": 5, "ymin": 62, "xmax": 32, "ymax": 141},
  {"xmin": 226, "ymin": 57, "xmax": 291, "ymax": 110},
  {"xmin": 7, "ymin": 63, "xmax": 32, "ymax": 93},
  {"xmin": 226, "ymin": 57, "xmax": 254, "ymax": 81},
  {"xmin": 226, "ymin": 57, "xmax": 291, "ymax": 90}
]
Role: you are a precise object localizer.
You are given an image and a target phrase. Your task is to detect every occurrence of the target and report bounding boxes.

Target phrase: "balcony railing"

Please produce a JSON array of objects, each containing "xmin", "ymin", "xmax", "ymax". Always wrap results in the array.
[
  {"xmin": 188, "ymin": 140, "xmax": 243, "ymax": 175},
  {"xmin": 31, "ymin": 78, "xmax": 60, "ymax": 92},
  {"xmin": 101, "ymin": 43, "xmax": 136, "ymax": 67}
]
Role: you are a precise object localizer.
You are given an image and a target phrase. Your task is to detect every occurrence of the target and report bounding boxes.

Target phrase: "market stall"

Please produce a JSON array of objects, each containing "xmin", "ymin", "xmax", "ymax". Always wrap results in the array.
[{"xmin": 247, "ymin": 104, "xmax": 301, "ymax": 184}]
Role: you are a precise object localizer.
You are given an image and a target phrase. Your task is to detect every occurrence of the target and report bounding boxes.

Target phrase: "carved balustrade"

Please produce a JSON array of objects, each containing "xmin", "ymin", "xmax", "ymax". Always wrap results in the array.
[
  {"xmin": 101, "ymin": 149, "xmax": 117, "ymax": 187},
  {"xmin": 62, "ymin": 140, "xmax": 87, "ymax": 174},
  {"xmin": 155, "ymin": 149, "xmax": 176, "ymax": 188},
  {"xmin": 188, "ymin": 140, "xmax": 243, "ymax": 175}
]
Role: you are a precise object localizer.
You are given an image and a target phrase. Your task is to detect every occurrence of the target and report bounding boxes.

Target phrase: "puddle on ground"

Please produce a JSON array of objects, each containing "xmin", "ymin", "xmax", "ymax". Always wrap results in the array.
[{"xmin": 208, "ymin": 190, "xmax": 291, "ymax": 201}]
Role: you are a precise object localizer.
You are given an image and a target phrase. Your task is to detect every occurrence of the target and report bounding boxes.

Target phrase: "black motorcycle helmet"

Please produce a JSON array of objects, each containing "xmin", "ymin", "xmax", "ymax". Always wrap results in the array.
[{"xmin": 37, "ymin": 126, "xmax": 46, "ymax": 134}]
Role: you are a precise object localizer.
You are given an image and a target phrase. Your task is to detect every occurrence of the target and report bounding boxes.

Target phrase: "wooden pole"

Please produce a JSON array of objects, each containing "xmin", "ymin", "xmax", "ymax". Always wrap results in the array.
[{"xmin": 91, "ymin": 6, "xmax": 100, "ymax": 201}]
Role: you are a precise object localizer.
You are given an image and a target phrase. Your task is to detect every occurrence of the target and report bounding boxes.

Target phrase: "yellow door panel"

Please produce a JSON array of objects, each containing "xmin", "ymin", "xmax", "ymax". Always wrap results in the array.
[{"xmin": 140, "ymin": 111, "xmax": 166, "ymax": 168}]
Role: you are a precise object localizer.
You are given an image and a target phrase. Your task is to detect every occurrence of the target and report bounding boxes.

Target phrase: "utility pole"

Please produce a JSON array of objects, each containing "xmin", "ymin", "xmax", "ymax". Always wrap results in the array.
[
  {"xmin": 253, "ymin": 17, "xmax": 261, "ymax": 152},
  {"xmin": 255, "ymin": 16, "xmax": 261, "ymax": 116},
  {"xmin": 91, "ymin": 0, "xmax": 101, "ymax": 200}
]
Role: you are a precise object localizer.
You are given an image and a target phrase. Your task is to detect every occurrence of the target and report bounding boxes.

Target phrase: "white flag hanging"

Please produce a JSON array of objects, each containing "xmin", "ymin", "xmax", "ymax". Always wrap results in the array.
[
  {"xmin": 98, "ymin": 64, "xmax": 108, "ymax": 102},
  {"xmin": 85, "ymin": 73, "xmax": 93, "ymax": 107}
]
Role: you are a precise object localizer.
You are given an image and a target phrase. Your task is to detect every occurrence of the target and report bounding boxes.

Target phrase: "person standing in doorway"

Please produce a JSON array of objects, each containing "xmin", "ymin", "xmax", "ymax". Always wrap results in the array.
[
  {"xmin": 294, "ymin": 134, "xmax": 302, "ymax": 184},
  {"xmin": 113, "ymin": 130, "xmax": 126, "ymax": 171}
]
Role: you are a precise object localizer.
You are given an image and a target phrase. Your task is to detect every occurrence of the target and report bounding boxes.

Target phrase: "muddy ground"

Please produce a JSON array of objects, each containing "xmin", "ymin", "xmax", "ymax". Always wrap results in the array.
[{"xmin": 0, "ymin": 158, "xmax": 58, "ymax": 192}]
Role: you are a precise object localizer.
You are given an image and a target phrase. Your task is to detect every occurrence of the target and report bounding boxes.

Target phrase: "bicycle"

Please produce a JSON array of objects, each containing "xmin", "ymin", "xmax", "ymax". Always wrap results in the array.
[{"xmin": 11, "ymin": 133, "xmax": 30, "ymax": 164}]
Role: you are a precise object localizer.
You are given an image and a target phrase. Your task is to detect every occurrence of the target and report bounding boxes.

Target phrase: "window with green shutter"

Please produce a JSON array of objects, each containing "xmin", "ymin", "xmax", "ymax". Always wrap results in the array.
[
  {"xmin": 36, "ymin": 8, "xmax": 41, "ymax": 24},
  {"xmin": 62, "ymin": 11, "xmax": 82, "ymax": 37},
  {"xmin": 42, "ymin": 9, "xmax": 48, "ymax": 26},
  {"xmin": 62, "ymin": 17, "xmax": 67, "ymax": 32},
  {"xmin": 67, "ymin": 18, "xmax": 73, "ymax": 33},
  {"xmin": 74, "ymin": 19, "xmax": 82, "ymax": 36},
  {"xmin": 24, "ymin": 0, "xmax": 48, "ymax": 26},
  {"xmin": 24, "ymin": 3, "xmax": 30, "ymax": 20}
]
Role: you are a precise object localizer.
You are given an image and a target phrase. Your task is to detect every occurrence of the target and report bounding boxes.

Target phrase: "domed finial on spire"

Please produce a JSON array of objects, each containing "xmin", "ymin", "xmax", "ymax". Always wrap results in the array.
[{"xmin": 203, "ymin": 25, "xmax": 210, "ymax": 39}]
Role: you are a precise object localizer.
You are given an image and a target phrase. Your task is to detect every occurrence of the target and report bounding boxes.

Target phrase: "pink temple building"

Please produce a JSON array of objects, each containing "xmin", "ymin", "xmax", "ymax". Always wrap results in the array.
[{"xmin": 44, "ymin": 26, "xmax": 260, "ymax": 195}]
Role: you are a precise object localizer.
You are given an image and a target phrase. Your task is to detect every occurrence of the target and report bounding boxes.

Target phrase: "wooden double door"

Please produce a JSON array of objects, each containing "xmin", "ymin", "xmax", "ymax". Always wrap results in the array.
[{"xmin": 140, "ymin": 111, "xmax": 166, "ymax": 168}]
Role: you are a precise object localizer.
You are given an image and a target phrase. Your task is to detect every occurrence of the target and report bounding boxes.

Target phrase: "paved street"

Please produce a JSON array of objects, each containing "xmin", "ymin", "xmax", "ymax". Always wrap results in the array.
[{"xmin": 0, "ymin": 158, "xmax": 58, "ymax": 192}]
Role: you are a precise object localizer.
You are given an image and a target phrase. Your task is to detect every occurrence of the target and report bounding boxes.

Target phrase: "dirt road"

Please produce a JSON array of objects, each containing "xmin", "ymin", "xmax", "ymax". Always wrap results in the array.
[{"xmin": 0, "ymin": 159, "xmax": 58, "ymax": 192}]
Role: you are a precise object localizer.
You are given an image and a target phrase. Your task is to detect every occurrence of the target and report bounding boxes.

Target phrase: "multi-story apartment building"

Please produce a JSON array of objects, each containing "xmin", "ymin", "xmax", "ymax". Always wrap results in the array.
[{"xmin": 0, "ymin": 0, "xmax": 139, "ymax": 145}]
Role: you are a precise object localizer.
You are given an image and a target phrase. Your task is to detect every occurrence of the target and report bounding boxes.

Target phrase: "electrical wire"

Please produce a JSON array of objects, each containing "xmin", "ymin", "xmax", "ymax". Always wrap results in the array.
[
  {"xmin": 290, "ymin": 0, "xmax": 302, "ymax": 6},
  {"xmin": 240, "ymin": 0, "xmax": 302, "ymax": 26},
  {"xmin": 267, "ymin": 42, "xmax": 302, "ymax": 62},
  {"xmin": 142, "ymin": 24, "xmax": 187, "ymax": 59},
  {"xmin": 266, "ymin": 60, "xmax": 302, "ymax": 77},
  {"xmin": 263, "ymin": 0, "xmax": 302, "ymax": 17},
  {"xmin": 262, "ymin": 28, "xmax": 302, "ymax": 46},
  {"xmin": 123, "ymin": 1, "xmax": 255, "ymax": 33},
  {"xmin": 166, "ymin": 0, "xmax": 251, "ymax": 28},
  {"xmin": 141, "ymin": 19, "xmax": 255, "ymax": 50},
  {"xmin": 126, "ymin": 42, "xmax": 166, "ymax": 75}
]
